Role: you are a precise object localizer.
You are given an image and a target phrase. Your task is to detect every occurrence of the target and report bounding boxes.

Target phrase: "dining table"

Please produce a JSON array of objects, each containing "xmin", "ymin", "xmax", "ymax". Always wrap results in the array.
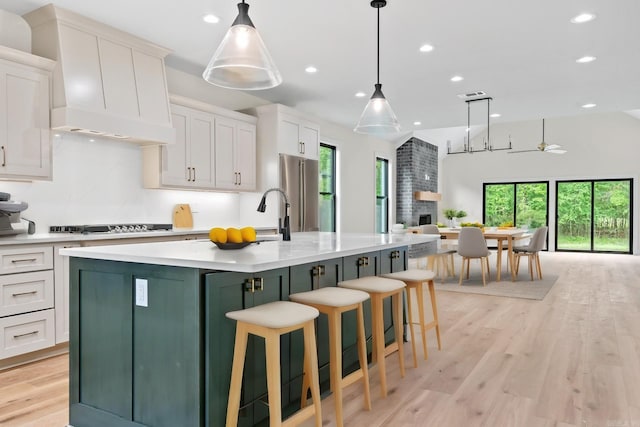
[{"xmin": 437, "ymin": 227, "xmax": 528, "ymax": 281}]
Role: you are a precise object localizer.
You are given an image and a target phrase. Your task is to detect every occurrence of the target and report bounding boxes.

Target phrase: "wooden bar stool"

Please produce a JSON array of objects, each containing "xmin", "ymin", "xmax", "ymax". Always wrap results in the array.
[
  {"xmin": 225, "ymin": 301, "xmax": 322, "ymax": 427},
  {"xmin": 290, "ymin": 287, "xmax": 371, "ymax": 427},
  {"xmin": 382, "ymin": 270, "xmax": 442, "ymax": 367},
  {"xmin": 338, "ymin": 276, "xmax": 406, "ymax": 398}
]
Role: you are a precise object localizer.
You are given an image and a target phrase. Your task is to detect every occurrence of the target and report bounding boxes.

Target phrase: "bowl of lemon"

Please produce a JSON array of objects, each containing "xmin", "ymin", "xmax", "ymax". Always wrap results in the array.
[{"xmin": 209, "ymin": 226, "xmax": 258, "ymax": 250}]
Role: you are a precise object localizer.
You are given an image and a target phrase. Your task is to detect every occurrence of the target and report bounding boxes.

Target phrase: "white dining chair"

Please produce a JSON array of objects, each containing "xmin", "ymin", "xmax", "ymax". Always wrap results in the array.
[
  {"xmin": 457, "ymin": 227, "xmax": 491, "ymax": 286},
  {"xmin": 513, "ymin": 226, "xmax": 548, "ymax": 280}
]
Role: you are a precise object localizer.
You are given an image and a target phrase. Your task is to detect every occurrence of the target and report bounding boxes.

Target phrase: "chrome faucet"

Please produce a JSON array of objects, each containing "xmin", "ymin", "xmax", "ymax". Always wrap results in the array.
[{"xmin": 257, "ymin": 188, "xmax": 291, "ymax": 241}]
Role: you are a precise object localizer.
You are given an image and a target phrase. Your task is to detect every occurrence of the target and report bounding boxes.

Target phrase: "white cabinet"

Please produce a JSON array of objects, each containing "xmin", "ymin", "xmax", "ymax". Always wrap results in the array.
[
  {"xmin": 143, "ymin": 95, "xmax": 256, "ymax": 191},
  {"xmin": 214, "ymin": 117, "xmax": 256, "ymax": 190},
  {"xmin": 0, "ymin": 245, "xmax": 55, "ymax": 360},
  {"xmin": 0, "ymin": 48, "xmax": 54, "ymax": 180},
  {"xmin": 144, "ymin": 102, "xmax": 215, "ymax": 189},
  {"xmin": 279, "ymin": 113, "xmax": 320, "ymax": 160}
]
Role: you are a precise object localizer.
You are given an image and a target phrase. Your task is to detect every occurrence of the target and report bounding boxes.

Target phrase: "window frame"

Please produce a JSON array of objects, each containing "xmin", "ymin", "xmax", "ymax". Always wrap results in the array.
[
  {"xmin": 318, "ymin": 143, "xmax": 337, "ymax": 232},
  {"xmin": 375, "ymin": 157, "xmax": 390, "ymax": 234}
]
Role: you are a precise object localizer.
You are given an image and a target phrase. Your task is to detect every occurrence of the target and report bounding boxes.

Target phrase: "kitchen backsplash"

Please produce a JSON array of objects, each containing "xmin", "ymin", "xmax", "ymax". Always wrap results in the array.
[{"xmin": 1, "ymin": 132, "xmax": 274, "ymax": 232}]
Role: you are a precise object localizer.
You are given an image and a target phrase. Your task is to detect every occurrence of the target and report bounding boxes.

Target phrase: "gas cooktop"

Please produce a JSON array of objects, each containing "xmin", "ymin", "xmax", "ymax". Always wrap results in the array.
[{"xmin": 49, "ymin": 224, "xmax": 173, "ymax": 234}]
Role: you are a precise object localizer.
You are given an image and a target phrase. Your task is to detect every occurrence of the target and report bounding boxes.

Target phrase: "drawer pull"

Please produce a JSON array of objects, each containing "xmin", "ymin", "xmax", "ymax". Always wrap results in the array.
[
  {"xmin": 254, "ymin": 277, "xmax": 264, "ymax": 292},
  {"xmin": 12, "ymin": 291, "xmax": 38, "ymax": 297},
  {"xmin": 11, "ymin": 258, "xmax": 38, "ymax": 264},
  {"xmin": 13, "ymin": 331, "xmax": 38, "ymax": 339},
  {"xmin": 357, "ymin": 257, "xmax": 370, "ymax": 267}
]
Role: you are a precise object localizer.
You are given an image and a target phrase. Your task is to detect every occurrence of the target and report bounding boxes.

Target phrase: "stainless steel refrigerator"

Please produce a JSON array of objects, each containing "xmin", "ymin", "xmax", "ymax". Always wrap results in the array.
[{"xmin": 280, "ymin": 154, "xmax": 319, "ymax": 232}]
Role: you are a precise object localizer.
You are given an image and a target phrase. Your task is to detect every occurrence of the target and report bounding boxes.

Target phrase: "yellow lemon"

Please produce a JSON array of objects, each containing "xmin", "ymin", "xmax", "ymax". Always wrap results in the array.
[
  {"xmin": 209, "ymin": 227, "xmax": 227, "ymax": 243},
  {"xmin": 240, "ymin": 226, "xmax": 257, "ymax": 242},
  {"xmin": 226, "ymin": 228, "xmax": 243, "ymax": 243}
]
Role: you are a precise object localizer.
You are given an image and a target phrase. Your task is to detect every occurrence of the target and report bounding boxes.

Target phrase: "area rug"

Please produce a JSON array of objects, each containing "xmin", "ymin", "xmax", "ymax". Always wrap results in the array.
[{"xmin": 433, "ymin": 266, "xmax": 558, "ymax": 301}]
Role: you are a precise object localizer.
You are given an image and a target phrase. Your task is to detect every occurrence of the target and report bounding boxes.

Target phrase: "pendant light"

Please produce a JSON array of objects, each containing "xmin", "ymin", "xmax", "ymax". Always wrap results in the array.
[
  {"xmin": 354, "ymin": 0, "xmax": 400, "ymax": 134},
  {"xmin": 202, "ymin": 1, "xmax": 282, "ymax": 90}
]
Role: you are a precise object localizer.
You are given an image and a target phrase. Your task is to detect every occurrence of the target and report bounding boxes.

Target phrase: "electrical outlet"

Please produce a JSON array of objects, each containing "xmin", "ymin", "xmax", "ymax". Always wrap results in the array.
[{"xmin": 135, "ymin": 278, "xmax": 148, "ymax": 307}]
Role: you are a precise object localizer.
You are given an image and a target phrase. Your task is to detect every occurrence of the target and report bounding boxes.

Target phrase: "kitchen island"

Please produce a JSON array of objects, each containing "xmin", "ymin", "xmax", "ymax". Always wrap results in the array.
[{"xmin": 61, "ymin": 232, "xmax": 437, "ymax": 427}]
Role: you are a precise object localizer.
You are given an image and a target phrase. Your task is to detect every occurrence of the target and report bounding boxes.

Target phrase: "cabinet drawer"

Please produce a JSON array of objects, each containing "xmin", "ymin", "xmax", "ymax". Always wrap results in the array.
[
  {"xmin": 0, "ymin": 270, "xmax": 54, "ymax": 317},
  {"xmin": 0, "ymin": 309, "xmax": 55, "ymax": 359},
  {"xmin": 0, "ymin": 246, "xmax": 54, "ymax": 274}
]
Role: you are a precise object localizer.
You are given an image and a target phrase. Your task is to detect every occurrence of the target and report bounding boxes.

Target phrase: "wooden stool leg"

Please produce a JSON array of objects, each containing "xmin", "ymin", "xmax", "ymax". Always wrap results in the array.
[
  {"xmin": 265, "ymin": 330, "xmax": 283, "ymax": 427},
  {"xmin": 328, "ymin": 309, "xmax": 344, "ymax": 427},
  {"xmin": 356, "ymin": 303, "xmax": 372, "ymax": 411},
  {"xmin": 536, "ymin": 253, "xmax": 543, "ymax": 279},
  {"xmin": 427, "ymin": 280, "xmax": 442, "ymax": 350},
  {"xmin": 404, "ymin": 286, "xmax": 418, "ymax": 368},
  {"xmin": 392, "ymin": 292, "xmax": 405, "ymax": 378},
  {"xmin": 529, "ymin": 255, "xmax": 534, "ymax": 281},
  {"xmin": 371, "ymin": 295, "xmax": 387, "ymax": 397},
  {"xmin": 226, "ymin": 324, "xmax": 249, "ymax": 427},
  {"xmin": 481, "ymin": 258, "xmax": 487, "ymax": 286},
  {"xmin": 415, "ymin": 282, "xmax": 428, "ymax": 360},
  {"xmin": 303, "ymin": 322, "xmax": 323, "ymax": 427}
]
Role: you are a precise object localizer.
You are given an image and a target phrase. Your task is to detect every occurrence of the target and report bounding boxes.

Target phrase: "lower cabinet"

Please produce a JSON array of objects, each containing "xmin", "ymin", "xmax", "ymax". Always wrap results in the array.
[
  {"xmin": 205, "ymin": 267, "xmax": 290, "ymax": 427},
  {"xmin": 69, "ymin": 259, "xmax": 202, "ymax": 427}
]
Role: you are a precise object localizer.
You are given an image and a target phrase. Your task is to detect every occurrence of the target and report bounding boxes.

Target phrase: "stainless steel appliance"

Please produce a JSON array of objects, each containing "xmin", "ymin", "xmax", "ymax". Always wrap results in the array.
[
  {"xmin": 0, "ymin": 192, "xmax": 31, "ymax": 236},
  {"xmin": 49, "ymin": 224, "xmax": 173, "ymax": 234},
  {"xmin": 280, "ymin": 154, "xmax": 319, "ymax": 232}
]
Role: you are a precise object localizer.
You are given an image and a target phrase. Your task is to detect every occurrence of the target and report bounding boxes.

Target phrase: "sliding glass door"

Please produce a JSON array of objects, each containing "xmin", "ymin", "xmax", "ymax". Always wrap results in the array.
[{"xmin": 556, "ymin": 179, "xmax": 632, "ymax": 253}]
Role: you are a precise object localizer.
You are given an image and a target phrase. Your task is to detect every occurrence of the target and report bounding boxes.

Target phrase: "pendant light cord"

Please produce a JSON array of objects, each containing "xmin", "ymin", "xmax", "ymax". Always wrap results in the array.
[{"xmin": 377, "ymin": 7, "xmax": 380, "ymax": 85}]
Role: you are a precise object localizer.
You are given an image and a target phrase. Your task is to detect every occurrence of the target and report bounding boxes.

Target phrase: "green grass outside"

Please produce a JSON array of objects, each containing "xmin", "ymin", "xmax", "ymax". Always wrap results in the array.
[{"xmin": 557, "ymin": 235, "xmax": 630, "ymax": 252}]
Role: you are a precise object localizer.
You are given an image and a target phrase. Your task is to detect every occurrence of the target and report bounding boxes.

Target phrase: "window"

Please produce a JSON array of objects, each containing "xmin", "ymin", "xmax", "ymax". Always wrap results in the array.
[
  {"xmin": 375, "ymin": 157, "xmax": 389, "ymax": 233},
  {"xmin": 319, "ymin": 144, "xmax": 336, "ymax": 231},
  {"xmin": 483, "ymin": 181, "xmax": 549, "ymax": 228},
  {"xmin": 556, "ymin": 179, "xmax": 632, "ymax": 253}
]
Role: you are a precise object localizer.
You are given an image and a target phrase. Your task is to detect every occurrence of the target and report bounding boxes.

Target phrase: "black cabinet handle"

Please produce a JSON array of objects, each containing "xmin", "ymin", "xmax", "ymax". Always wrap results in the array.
[
  {"xmin": 357, "ymin": 257, "xmax": 370, "ymax": 267},
  {"xmin": 390, "ymin": 250, "xmax": 400, "ymax": 259}
]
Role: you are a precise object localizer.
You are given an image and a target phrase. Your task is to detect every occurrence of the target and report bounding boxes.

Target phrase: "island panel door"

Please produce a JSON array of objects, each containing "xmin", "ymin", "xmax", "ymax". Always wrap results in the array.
[
  {"xmin": 380, "ymin": 247, "xmax": 408, "ymax": 343},
  {"xmin": 341, "ymin": 251, "xmax": 380, "ymax": 377},
  {"xmin": 205, "ymin": 267, "xmax": 290, "ymax": 427},
  {"xmin": 289, "ymin": 258, "xmax": 342, "ymax": 397}
]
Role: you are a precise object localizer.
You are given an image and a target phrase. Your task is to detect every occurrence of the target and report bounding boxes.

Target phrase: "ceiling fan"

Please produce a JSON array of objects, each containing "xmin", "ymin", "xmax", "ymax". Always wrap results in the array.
[{"xmin": 508, "ymin": 119, "xmax": 566, "ymax": 154}]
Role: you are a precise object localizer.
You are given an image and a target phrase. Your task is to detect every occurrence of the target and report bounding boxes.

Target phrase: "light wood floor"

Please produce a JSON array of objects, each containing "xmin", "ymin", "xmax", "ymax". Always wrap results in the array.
[{"xmin": 2, "ymin": 252, "xmax": 639, "ymax": 427}]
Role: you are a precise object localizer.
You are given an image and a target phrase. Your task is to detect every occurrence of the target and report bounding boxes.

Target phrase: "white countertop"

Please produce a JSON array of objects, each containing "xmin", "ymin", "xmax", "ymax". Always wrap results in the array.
[{"xmin": 60, "ymin": 232, "xmax": 438, "ymax": 273}]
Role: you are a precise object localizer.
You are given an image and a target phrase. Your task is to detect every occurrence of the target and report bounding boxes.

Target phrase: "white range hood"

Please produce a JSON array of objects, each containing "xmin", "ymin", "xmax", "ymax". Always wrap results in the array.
[{"xmin": 23, "ymin": 4, "xmax": 175, "ymax": 145}]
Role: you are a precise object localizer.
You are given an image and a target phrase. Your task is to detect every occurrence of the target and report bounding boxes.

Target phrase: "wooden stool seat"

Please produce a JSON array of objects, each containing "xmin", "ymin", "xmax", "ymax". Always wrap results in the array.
[
  {"xmin": 225, "ymin": 301, "xmax": 322, "ymax": 427},
  {"xmin": 290, "ymin": 287, "xmax": 371, "ymax": 427},
  {"xmin": 427, "ymin": 247, "xmax": 457, "ymax": 282},
  {"xmin": 381, "ymin": 269, "xmax": 442, "ymax": 368},
  {"xmin": 338, "ymin": 276, "xmax": 406, "ymax": 398}
]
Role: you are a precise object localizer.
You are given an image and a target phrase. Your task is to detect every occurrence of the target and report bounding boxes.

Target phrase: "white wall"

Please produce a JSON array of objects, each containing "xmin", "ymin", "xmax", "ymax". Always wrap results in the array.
[
  {"xmin": 436, "ymin": 112, "xmax": 640, "ymax": 253},
  {"xmin": 316, "ymin": 121, "xmax": 397, "ymax": 233}
]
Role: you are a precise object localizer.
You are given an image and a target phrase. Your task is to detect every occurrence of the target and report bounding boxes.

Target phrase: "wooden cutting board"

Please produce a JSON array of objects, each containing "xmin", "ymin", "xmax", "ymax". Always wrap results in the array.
[{"xmin": 172, "ymin": 204, "xmax": 193, "ymax": 228}]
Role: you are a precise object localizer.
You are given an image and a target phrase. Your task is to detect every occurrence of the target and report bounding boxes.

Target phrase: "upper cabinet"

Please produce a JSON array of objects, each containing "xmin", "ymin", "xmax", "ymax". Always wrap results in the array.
[
  {"xmin": 143, "ymin": 95, "xmax": 257, "ymax": 191},
  {"xmin": 279, "ymin": 113, "xmax": 320, "ymax": 160},
  {"xmin": 0, "ymin": 47, "xmax": 55, "ymax": 180},
  {"xmin": 24, "ymin": 4, "xmax": 175, "ymax": 145},
  {"xmin": 214, "ymin": 117, "xmax": 256, "ymax": 191}
]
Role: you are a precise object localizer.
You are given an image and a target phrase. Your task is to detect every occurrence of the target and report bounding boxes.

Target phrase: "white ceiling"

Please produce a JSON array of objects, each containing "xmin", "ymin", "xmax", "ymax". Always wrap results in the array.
[{"xmin": 3, "ymin": 0, "xmax": 640, "ymax": 133}]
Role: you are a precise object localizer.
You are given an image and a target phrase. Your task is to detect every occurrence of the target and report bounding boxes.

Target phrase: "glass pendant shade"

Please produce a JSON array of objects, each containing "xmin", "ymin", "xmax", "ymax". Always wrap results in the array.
[
  {"xmin": 202, "ymin": 2, "xmax": 282, "ymax": 90},
  {"xmin": 354, "ymin": 83, "xmax": 400, "ymax": 134}
]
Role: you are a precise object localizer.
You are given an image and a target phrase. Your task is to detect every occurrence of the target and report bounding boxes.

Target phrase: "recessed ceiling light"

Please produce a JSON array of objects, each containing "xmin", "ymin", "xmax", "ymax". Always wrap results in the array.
[
  {"xmin": 419, "ymin": 44, "xmax": 434, "ymax": 53},
  {"xmin": 305, "ymin": 66, "xmax": 318, "ymax": 73},
  {"xmin": 581, "ymin": 103, "xmax": 597, "ymax": 109},
  {"xmin": 450, "ymin": 75, "xmax": 464, "ymax": 82},
  {"xmin": 89, "ymin": 138, "xmax": 95, "ymax": 142},
  {"xmin": 355, "ymin": 91, "xmax": 366, "ymax": 98},
  {"xmin": 413, "ymin": 121, "xmax": 422, "ymax": 126},
  {"xmin": 576, "ymin": 55, "xmax": 596, "ymax": 63},
  {"xmin": 490, "ymin": 113, "xmax": 501, "ymax": 118},
  {"xmin": 570, "ymin": 13, "xmax": 596, "ymax": 24},
  {"xmin": 202, "ymin": 14, "xmax": 220, "ymax": 24}
]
